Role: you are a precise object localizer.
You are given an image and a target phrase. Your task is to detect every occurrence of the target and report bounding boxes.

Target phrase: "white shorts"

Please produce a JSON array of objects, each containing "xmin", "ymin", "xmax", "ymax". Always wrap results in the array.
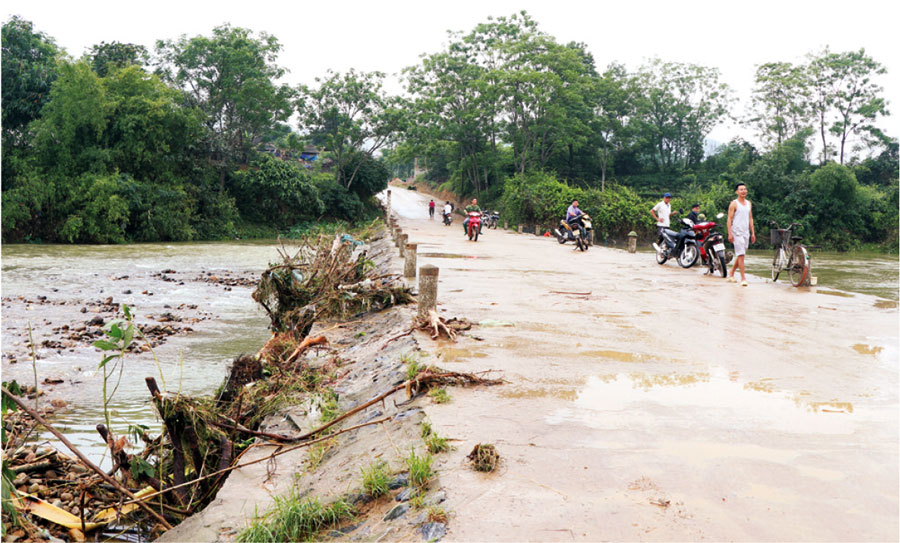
[{"xmin": 733, "ymin": 234, "xmax": 750, "ymax": 256}]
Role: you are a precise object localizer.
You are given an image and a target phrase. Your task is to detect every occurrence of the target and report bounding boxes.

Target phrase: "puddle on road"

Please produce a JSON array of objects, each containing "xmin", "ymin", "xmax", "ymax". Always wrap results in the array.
[
  {"xmin": 817, "ymin": 289, "xmax": 855, "ymax": 298},
  {"xmin": 439, "ymin": 347, "xmax": 488, "ymax": 362},
  {"xmin": 629, "ymin": 372, "xmax": 709, "ymax": 388},
  {"xmin": 499, "ymin": 387, "xmax": 578, "ymax": 401},
  {"xmin": 548, "ymin": 369, "xmax": 878, "ymax": 436},
  {"xmin": 874, "ymin": 300, "xmax": 898, "ymax": 309},
  {"xmin": 852, "ymin": 344, "xmax": 884, "ymax": 356},
  {"xmin": 581, "ymin": 350, "xmax": 649, "ymax": 363}
]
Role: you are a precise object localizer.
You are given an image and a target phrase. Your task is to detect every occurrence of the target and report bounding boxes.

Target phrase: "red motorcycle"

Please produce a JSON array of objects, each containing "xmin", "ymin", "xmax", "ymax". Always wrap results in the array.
[
  {"xmin": 691, "ymin": 213, "xmax": 729, "ymax": 277},
  {"xmin": 466, "ymin": 211, "xmax": 482, "ymax": 241}
]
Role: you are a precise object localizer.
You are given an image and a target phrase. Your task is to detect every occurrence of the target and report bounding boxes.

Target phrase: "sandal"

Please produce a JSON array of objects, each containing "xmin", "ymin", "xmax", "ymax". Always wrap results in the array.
[
  {"xmin": 727, "ymin": 276, "xmax": 737, "ymax": 283},
  {"xmin": 741, "ymin": 280, "xmax": 748, "ymax": 287}
]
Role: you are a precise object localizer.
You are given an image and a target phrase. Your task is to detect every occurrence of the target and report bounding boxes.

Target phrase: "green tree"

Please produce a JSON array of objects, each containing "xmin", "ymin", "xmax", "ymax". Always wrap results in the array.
[
  {"xmin": 748, "ymin": 61, "xmax": 811, "ymax": 148},
  {"xmin": 808, "ymin": 48, "xmax": 889, "ymax": 164},
  {"xmin": 89, "ymin": 41, "xmax": 149, "ymax": 77},
  {"xmin": 297, "ymin": 69, "xmax": 403, "ymax": 191},
  {"xmin": 498, "ymin": 31, "xmax": 595, "ymax": 175},
  {"xmin": 1, "ymin": 16, "xmax": 60, "ymax": 142},
  {"xmin": 807, "ymin": 162, "xmax": 864, "ymax": 249},
  {"xmin": 228, "ymin": 154, "xmax": 323, "ymax": 227},
  {"xmin": 591, "ymin": 63, "xmax": 635, "ymax": 188},
  {"xmin": 632, "ymin": 59, "xmax": 733, "ymax": 171},
  {"xmin": 1, "ymin": 16, "xmax": 60, "ymax": 186},
  {"xmin": 156, "ymin": 24, "xmax": 295, "ymax": 176}
]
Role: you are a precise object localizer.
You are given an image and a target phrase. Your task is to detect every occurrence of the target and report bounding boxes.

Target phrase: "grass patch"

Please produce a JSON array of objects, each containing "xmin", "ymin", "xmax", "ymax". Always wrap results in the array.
[
  {"xmin": 427, "ymin": 388, "xmax": 450, "ymax": 404},
  {"xmin": 316, "ymin": 389, "xmax": 340, "ymax": 423},
  {"xmin": 360, "ymin": 461, "xmax": 391, "ymax": 498},
  {"xmin": 402, "ymin": 352, "xmax": 426, "ymax": 380},
  {"xmin": 421, "ymin": 419, "xmax": 450, "ymax": 454},
  {"xmin": 425, "ymin": 433, "xmax": 450, "ymax": 455},
  {"xmin": 236, "ymin": 491, "xmax": 355, "ymax": 542},
  {"xmin": 307, "ymin": 438, "xmax": 337, "ymax": 471},
  {"xmin": 405, "ymin": 448, "xmax": 435, "ymax": 489},
  {"xmin": 409, "ymin": 493, "xmax": 425, "ymax": 509},
  {"xmin": 427, "ymin": 506, "xmax": 448, "ymax": 523}
]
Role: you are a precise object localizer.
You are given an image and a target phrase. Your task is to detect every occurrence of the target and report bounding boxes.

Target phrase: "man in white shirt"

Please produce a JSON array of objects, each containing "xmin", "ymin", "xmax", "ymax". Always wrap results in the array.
[
  {"xmin": 650, "ymin": 192, "xmax": 674, "ymax": 236},
  {"xmin": 442, "ymin": 201, "xmax": 453, "ymax": 224}
]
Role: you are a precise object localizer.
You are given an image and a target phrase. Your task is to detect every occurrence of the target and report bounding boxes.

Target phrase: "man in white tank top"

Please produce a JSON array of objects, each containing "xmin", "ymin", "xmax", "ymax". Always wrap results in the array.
[{"xmin": 727, "ymin": 182, "xmax": 756, "ymax": 286}]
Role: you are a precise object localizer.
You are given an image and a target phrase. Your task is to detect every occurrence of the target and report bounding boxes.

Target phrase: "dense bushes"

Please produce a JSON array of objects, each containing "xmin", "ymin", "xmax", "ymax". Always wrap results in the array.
[
  {"xmin": 500, "ymin": 171, "xmax": 654, "ymax": 239},
  {"xmin": 229, "ymin": 155, "xmax": 323, "ymax": 227}
]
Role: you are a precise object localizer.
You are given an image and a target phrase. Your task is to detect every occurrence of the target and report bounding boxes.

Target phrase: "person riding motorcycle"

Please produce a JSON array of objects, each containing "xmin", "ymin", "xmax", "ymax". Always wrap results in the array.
[
  {"xmin": 565, "ymin": 200, "xmax": 588, "ymax": 236},
  {"xmin": 462, "ymin": 198, "xmax": 483, "ymax": 235},
  {"xmin": 442, "ymin": 201, "xmax": 453, "ymax": 223}
]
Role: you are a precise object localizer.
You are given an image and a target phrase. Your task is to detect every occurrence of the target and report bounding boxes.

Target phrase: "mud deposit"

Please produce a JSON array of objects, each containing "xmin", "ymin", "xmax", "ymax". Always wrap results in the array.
[{"xmin": 378, "ymin": 186, "xmax": 899, "ymax": 542}]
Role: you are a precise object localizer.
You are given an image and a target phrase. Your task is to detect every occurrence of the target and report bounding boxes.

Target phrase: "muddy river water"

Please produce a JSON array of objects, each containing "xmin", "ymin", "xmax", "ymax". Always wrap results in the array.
[
  {"xmin": 1, "ymin": 241, "xmax": 281, "ymax": 466},
  {"xmin": 384, "ymin": 186, "xmax": 898, "ymax": 541}
]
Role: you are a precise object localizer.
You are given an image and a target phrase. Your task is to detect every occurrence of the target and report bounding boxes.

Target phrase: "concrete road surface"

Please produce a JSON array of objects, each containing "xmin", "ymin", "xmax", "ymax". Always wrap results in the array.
[{"xmin": 380, "ymin": 187, "xmax": 899, "ymax": 541}]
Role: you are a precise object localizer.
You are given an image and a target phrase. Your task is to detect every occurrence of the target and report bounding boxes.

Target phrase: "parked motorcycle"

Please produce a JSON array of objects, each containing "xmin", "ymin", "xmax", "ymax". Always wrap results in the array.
[
  {"xmin": 465, "ymin": 211, "xmax": 483, "ymax": 241},
  {"xmin": 692, "ymin": 213, "xmax": 728, "ymax": 277},
  {"xmin": 443, "ymin": 211, "xmax": 452, "ymax": 226},
  {"xmin": 652, "ymin": 218, "xmax": 698, "ymax": 267},
  {"xmin": 554, "ymin": 214, "xmax": 592, "ymax": 251},
  {"xmin": 483, "ymin": 210, "xmax": 500, "ymax": 229}
]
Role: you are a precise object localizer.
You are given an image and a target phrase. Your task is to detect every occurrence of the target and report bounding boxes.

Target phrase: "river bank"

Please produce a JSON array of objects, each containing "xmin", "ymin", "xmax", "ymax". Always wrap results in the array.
[{"xmin": 3, "ymin": 224, "xmax": 504, "ymax": 542}]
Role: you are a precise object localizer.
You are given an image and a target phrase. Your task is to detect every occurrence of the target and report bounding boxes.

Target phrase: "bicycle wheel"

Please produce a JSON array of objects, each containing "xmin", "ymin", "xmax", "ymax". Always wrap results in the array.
[
  {"xmin": 771, "ymin": 246, "xmax": 786, "ymax": 282},
  {"xmin": 789, "ymin": 245, "xmax": 810, "ymax": 287}
]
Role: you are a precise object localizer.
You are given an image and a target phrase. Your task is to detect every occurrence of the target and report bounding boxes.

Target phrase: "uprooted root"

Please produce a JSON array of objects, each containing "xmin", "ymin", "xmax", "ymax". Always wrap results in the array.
[
  {"xmin": 467, "ymin": 443, "xmax": 500, "ymax": 472},
  {"xmin": 405, "ymin": 369, "xmax": 502, "ymax": 399},
  {"xmin": 415, "ymin": 310, "xmax": 473, "ymax": 340}
]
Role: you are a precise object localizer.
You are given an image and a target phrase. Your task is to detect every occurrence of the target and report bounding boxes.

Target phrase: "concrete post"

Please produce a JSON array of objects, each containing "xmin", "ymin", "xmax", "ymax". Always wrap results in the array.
[
  {"xmin": 399, "ymin": 233, "xmax": 408, "ymax": 257},
  {"xmin": 404, "ymin": 243, "xmax": 417, "ymax": 278},
  {"xmin": 518, "ymin": 224, "xmax": 523, "ymax": 234},
  {"xmin": 504, "ymin": 220, "xmax": 508, "ymax": 230},
  {"xmin": 627, "ymin": 231, "xmax": 638, "ymax": 253},
  {"xmin": 386, "ymin": 189, "xmax": 391, "ymax": 217},
  {"xmin": 394, "ymin": 228, "xmax": 402, "ymax": 247},
  {"xmin": 417, "ymin": 265, "xmax": 439, "ymax": 320}
]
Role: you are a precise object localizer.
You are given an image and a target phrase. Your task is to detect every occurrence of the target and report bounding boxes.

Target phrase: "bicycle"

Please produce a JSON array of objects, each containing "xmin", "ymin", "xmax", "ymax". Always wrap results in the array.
[{"xmin": 770, "ymin": 222, "xmax": 811, "ymax": 287}]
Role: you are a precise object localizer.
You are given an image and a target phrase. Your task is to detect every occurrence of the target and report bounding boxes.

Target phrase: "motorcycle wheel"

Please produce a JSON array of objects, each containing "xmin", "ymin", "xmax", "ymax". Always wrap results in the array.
[
  {"xmin": 656, "ymin": 248, "xmax": 668, "ymax": 265},
  {"xmin": 577, "ymin": 238, "xmax": 587, "ymax": 251},
  {"xmin": 715, "ymin": 251, "xmax": 727, "ymax": 277},
  {"xmin": 472, "ymin": 228, "xmax": 479, "ymax": 242},
  {"xmin": 678, "ymin": 244, "xmax": 699, "ymax": 268},
  {"xmin": 556, "ymin": 231, "xmax": 567, "ymax": 244}
]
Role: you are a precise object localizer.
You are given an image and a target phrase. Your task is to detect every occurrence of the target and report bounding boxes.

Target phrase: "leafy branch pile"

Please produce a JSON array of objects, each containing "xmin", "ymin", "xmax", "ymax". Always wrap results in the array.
[{"xmin": 252, "ymin": 235, "xmax": 413, "ymax": 335}]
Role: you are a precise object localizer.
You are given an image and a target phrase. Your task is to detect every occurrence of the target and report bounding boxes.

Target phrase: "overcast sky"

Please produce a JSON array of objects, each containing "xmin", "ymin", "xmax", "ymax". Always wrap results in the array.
[{"xmin": 4, "ymin": 0, "xmax": 897, "ymax": 148}]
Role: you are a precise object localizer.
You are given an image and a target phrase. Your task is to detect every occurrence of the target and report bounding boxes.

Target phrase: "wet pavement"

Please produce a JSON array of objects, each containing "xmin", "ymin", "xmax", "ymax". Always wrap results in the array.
[{"xmin": 381, "ymin": 186, "xmax": 899, "ymax": 541}]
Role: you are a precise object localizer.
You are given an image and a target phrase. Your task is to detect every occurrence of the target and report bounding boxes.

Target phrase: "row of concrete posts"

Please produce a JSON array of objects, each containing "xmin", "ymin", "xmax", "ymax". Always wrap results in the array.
[{"xmin": 384, "ymin": 190, "xmax": 438, "ymax": 320}]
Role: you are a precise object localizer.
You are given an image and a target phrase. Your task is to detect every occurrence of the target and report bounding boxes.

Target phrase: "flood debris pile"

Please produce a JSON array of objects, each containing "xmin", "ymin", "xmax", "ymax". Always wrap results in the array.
[
  {"xmin": 253, "ymin": 234, "xmax": 413, "ymax": 336},
  {"xmin": 416, "ymin": 310, "xmax": 472, "ymax": 340},
  {"xmin": 467, "ymin": 443, "xmax": 500, "ymax": 472}
]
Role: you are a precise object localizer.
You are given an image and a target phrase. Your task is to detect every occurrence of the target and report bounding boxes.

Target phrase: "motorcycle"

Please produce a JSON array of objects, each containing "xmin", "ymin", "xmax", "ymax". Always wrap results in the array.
[
  {"xmin": 442, "ymin": 211, "xmax": 452, "ymax": 226},
  {"xmin": 554, "ymin": 214, "xmax": 592, "ymax": 251},
  {"xmin": 465, "ymin": 211, "xmax": 483, "ymax": 241},
  {"xmin": 483, "ymin": 210, "xmax": 500, "ymax": 229},
  {"xmin": 692, "ymin": 213, "xmax": 729, "ymax": 277},
  {"xmin": 652, "ymin": 218, "xmax": 698, "ymax": 267}
]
